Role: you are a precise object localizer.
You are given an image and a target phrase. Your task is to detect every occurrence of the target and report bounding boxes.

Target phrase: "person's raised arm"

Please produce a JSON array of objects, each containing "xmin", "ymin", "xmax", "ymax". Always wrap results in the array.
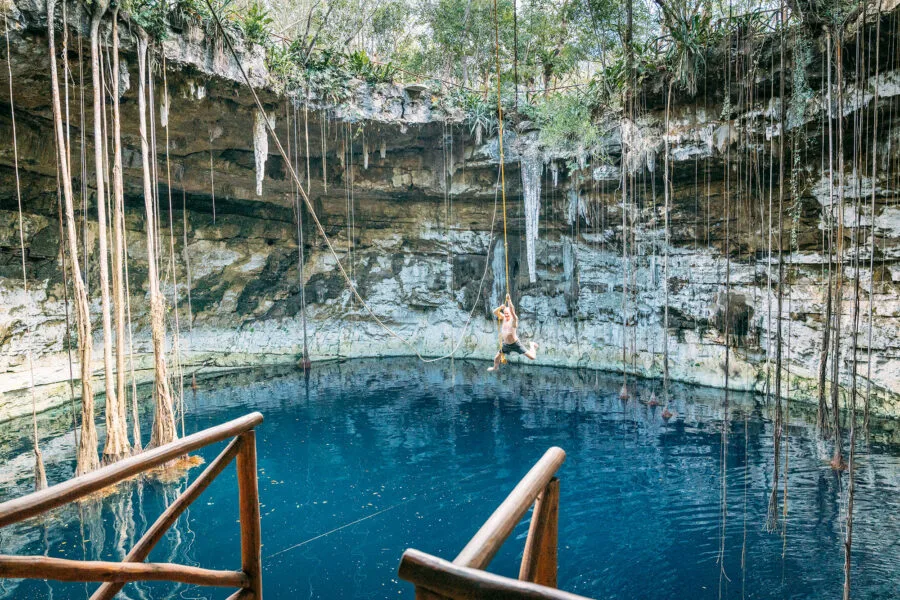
[{"xmin": 506, "ymin": 294, "xmax": 519, "ymax": 326}]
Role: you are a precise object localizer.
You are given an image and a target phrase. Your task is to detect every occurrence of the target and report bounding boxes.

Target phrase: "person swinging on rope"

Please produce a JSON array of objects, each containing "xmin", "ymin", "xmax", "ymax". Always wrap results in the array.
[{"xmin": 488, "ymin": 294, "xmax": 539, "ymax": 372}]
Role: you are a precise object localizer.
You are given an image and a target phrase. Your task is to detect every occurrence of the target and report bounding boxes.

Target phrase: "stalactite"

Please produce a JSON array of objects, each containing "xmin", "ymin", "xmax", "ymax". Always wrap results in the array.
[
  {"xmin": 520, "ymin": 152, "xmax": 542, "ymax": 283},
  {"xmin": 254, "ymin": 108, "xmax": 271, "ymax": 196},
  {"xmin": 48, "ymin": 0, "xmax": 99, "ymax": 476},
  {"xmin": 137, "ymin": 33, "xmax": 177, "ymax": 450}
]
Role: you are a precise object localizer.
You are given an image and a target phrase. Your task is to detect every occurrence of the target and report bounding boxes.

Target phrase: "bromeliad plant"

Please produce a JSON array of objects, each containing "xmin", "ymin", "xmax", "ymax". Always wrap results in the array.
[
  {"xmin": 346, "ymin": 50, "xmax": 398, "ymax": 84},
  {"xmin": 241, "ymin": 1, "xmax": 273, "ymax": 47}
]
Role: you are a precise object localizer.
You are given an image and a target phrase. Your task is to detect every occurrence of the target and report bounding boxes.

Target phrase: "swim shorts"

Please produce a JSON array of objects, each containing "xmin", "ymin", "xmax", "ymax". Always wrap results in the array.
[{"xmin": 501, "ymin": 340, "xmax": 527, "ymax": 355}]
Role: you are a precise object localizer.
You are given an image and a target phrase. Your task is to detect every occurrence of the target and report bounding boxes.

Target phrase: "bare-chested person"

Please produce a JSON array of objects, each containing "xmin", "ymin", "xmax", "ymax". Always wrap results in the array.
[{"xmin": 488, "ymin": 294, "xmax": 538, "ymax": 372}]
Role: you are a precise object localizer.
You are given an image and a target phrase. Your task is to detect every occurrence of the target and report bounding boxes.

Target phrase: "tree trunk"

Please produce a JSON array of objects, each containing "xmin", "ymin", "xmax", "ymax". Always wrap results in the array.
[
  {"xmin": 817, "ymin": 28, "xmax": 835, "ymax": 433},
  {"xmin": 767, "ymin": 7, "xmax": 786, "ymax": 530},
  {"xmin": 137, "ymin": 33, "xmax": 177, "ymax": 449},
  {"xmin": 110, "ymin": 7, "xmax": 131, "ymax": 451},
  {"xmin": 92, "ymin": 3, "xmax": 128, "ymax": 465},
  {"xmin": 48, "ymin": 0, "xmax": 99, "ymax": 475},
  {"xmin": 830, "ymin": 29, "xmax": 845, "ymax": 470}
]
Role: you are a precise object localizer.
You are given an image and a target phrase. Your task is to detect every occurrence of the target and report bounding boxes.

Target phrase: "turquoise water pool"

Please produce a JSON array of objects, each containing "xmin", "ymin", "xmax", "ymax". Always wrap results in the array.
[{"xmin": 1, "ymin": 359, "xmax": 898, "ymax": 599}]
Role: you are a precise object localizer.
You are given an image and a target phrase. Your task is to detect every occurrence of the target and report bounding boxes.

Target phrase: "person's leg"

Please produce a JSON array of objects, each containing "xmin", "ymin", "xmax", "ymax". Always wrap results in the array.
[
  {"xmin": 487, "ymin": 352, "xmax": 502, "ymax": 371},
  {"xmin": 525, "ymin": 341, "xmax": 539, "ymax": 360}
]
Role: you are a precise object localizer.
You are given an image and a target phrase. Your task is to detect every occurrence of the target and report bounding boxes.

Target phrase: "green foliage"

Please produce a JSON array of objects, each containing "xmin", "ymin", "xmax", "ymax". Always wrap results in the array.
[
  {"xmin": 787, "ymin": 31, "xmax": 813, "ymax": 129},
  {"xmin": 267, "ymin": 44, "xmax": 398, "ymax": 101},
  {"xmin": 420, "ymin": 0, "xmax": 515, "ymax": 87},
  {"xmin": 346, "ymin": 50, "xmax": 397, "ymax": 84},
  {"xmin": 370, "ymin": 0, "xmax": 413, "ymax": 58},
  {"xmin": 240, "ymin": 1, "xmax": 273, "ymax": 47},
  {"xmin": 123, "ymin": 0, "xmax": 246, "ymax": 42},
  {"xmin": 663, "ymin": 12, "xmax": 714, "ymax": 96},
  {"xmin": 123, "ymin": 0, "xmax": 169, "ymax": 40},
  {"xmin": 533, "ymin": 92, "xmax": 602, "ymax": 155},
  {"xmin": 442, "ymin": 89, "xmax": 499, "ymax": 143}
]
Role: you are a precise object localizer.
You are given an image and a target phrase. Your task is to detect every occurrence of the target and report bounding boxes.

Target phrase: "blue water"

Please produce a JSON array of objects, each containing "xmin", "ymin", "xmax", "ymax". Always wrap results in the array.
[{"xmin": 1, "ymin": 358, "xmax": 899, "ymax": 600}]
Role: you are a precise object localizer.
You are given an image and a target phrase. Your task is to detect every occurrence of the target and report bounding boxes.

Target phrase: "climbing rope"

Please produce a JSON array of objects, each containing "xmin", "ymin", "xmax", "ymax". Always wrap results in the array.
[
  {"xmin": 493, "ymin": 0, "xmax": 510, "ymax": 296},
  {"xmin": 201, "ymin": 0, "xmax": 504, "ymax": 363},
  {"xmin": 492, "ymin": 0, "xmax": 511, "ymax": 363}
]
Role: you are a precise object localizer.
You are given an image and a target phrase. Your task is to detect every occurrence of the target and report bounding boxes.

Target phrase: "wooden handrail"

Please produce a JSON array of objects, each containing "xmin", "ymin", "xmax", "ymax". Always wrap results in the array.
[
  {"xmin": 399, "ymin": 447, "xmax": 578, "ymax": 600},
  {"xmin": 454, "ymin": 447, "xmax": 566, "ymax": 569},
  {"xmin": 399, "ymin": 549, "xmax": 592, "ymax": 600},
  {"xmin": 90, "ymin": 435, "xmax": 246, "ymax": 600},
  {"xmin": 0, "ymin": 412, "xmax": 264, "ymax": 528},
  {"xmin": 0, "ymin": 555, "xmax": 248, "ymax": 588},
  {"xmin": 0, "ymin": 412, "xmax": 265, "ymax": 599}
]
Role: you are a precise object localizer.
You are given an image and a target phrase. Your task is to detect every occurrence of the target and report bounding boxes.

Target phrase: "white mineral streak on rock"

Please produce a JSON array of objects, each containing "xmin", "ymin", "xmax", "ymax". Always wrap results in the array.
[
  {"xmin": 620, "ymin": 118, "xmax": 659, "ymax": 174},
  {"xmin": 567, "ymin": 188, "xmax": 588, "ymax": 226},
  {"xmin": 491, "ymin": 238, "xmax": 506, "ymax": 311},
  {"xmin": 520, "ymin": 152, "xmax": 543, "ymax": 283},
  {"xmin": 160, "ymin": 90, "xmax": 169, "ymax": 127},
  {"xmin": 254, "ymin": 110, "xmax": 273, "ymax": 196}
]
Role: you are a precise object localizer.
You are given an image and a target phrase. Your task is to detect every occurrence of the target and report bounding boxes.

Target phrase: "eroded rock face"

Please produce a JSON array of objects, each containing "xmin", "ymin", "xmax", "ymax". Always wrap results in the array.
[{"xmin": 1, "ymin": 0, "xmax": 900, "ymax": 422}]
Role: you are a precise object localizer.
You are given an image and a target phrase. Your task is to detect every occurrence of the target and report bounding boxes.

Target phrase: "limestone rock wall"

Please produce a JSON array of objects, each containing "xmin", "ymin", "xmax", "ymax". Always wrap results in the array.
[{"xmin": 1, "ymin": 0, "xmax": 900, "ymax": 420}]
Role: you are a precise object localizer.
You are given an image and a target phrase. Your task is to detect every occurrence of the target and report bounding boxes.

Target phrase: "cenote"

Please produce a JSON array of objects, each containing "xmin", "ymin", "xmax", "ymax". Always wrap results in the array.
[{"xmin": 1, "ymin": 359, "xmax": 899, "ymax": 600}]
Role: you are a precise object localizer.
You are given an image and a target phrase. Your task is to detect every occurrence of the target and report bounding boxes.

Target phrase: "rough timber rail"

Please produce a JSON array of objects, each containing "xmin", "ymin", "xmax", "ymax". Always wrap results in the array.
[
  {"xmin": 0, "ymin": 414, "xmax": 586, "ymax": 600},
  {"xmin": 398, "ymin": 446, "xmax": 595, "ymax": 600},
  {"xmin": 0, "ymin": 412, "xmax": 265, "ymax": 600}
]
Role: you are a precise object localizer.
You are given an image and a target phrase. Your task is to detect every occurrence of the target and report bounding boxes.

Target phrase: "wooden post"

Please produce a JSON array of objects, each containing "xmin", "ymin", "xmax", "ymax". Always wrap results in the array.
[
  {"xmin": 518, "ymin": 478, "xmax": 559, "ymax": 588},
  {"xmin": 237, "ymin": 430, "xmax": 263, "ymax": 599}
]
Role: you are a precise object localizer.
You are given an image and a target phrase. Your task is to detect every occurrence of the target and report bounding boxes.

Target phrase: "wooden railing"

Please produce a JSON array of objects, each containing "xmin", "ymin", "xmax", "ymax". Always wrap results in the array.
[
  {"xmin": 0, "ymin": 412, "xmax": 265, "ymax": 600},
  {"xmin": 398, "ymin": 446, "xmax": 593, "ymax": 600}
]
